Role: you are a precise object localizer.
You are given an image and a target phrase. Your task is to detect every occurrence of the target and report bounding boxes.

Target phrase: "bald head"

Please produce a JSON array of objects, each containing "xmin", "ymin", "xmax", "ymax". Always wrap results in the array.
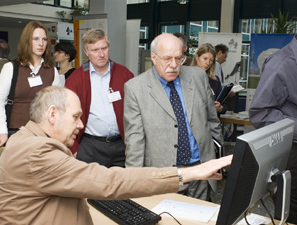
[
  {"xmin": 30, "ymin": 86, "xmax": 82, "ymax": 123},
  {"xmin": 151, "ymin": 33, "xmax": 183, "ymax": 55},
  {"xmin": 150, "ymin": 33, "xmax": 184, "ymax": 82},
  {"xmin": 30, "ymin": 86, "xmax": 83, "ymax": 147}
]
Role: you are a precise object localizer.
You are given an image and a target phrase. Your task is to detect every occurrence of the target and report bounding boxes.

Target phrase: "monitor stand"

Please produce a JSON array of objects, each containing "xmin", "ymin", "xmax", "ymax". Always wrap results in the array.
[{"xmin": 271, "ymin": 170, "xmax": 291, "ymax": 225}]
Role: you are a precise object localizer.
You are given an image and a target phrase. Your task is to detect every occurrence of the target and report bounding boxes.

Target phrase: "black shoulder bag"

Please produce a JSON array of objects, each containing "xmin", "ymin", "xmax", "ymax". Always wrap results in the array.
[{"xmin": 5, "ymin": 60, "xmax": 19, "ymax": 128}]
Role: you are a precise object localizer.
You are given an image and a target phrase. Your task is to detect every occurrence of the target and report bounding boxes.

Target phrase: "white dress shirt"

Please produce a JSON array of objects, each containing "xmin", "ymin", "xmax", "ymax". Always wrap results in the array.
[
  {"xmin": 0, "ymin": 59, "xmax": 61, "ymax": 134},
  {"xmin": 85, "ymin": 62, "xmax": 119, "ymax": 137}
]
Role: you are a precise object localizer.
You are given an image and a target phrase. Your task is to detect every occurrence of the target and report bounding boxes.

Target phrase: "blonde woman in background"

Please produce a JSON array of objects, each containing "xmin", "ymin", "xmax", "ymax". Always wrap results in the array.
[{"xmin": 192, "ymin": 43, "xmax": 227, "ymax": 116}]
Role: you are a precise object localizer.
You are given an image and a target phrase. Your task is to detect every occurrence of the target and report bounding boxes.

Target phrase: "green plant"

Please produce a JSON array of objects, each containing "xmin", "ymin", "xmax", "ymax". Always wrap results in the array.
[
  {"xmin": 56, "ymin": 11, "xmax": 68, "ymax": 22},
  {"xmin": 56, "ymin": 5, "xmax": 89, "ymax": 23},
  {"xmin": 70, "ymin": 5, "xmax": 89, "ymax": 21},
  {"xmin": 271, "ymin": 9, "xmax": 296, "ymax": 33},
  {"xmin": 260, "ymin": 9, "xmax": 296, "ymax": 34}
]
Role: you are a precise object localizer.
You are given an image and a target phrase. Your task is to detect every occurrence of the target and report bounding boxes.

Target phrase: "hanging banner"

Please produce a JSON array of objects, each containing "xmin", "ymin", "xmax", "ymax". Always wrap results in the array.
[
  {"xmin": 199, "ymin": 33, "xmax": 242, "ymax": 85},
  {"xmin": 249, "ymin": 33, "xmax": 294, "ymax": 72},
  {"xmin": 246, "ymin": 33, "xmax": 294, "ymax": 112}
]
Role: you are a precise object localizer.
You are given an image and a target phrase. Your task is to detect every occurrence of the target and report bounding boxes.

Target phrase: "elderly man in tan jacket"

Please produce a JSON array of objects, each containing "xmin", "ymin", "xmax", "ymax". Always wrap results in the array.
[{"xmin": 0, "ymin": 86, "xmax": 232, "ymax": 225}]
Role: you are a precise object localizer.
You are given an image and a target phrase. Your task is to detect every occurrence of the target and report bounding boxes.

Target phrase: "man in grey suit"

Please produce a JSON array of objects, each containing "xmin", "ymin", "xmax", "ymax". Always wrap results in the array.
[{"xmin": 124, "ymin": 33, "xmax": 223, "ymax": 201}]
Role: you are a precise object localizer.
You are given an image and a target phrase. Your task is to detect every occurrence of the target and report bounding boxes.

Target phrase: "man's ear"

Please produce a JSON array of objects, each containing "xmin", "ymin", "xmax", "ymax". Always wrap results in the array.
[
  {"xmin": 151, "ymin": 52, "xmax": 156, "ymax": 65},
  {"xmin": 47, "ymin": 105, "xmax": 57, "ymax": 125},
  {"xmin": 83, "ymin": 48, "xmax": 88, "ymax": 57}
]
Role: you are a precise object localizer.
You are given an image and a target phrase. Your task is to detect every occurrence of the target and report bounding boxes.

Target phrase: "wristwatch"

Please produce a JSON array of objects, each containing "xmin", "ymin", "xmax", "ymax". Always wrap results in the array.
[{"xmin": 177, "ymin": 168, "xmax": 183, "ymax": 186}]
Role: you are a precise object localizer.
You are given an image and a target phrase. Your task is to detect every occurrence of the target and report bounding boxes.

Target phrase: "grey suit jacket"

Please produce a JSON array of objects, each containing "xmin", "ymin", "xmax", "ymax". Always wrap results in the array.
[{"xmin": 124, "ymin": 66, "xmax": 223, "ymax": 169}]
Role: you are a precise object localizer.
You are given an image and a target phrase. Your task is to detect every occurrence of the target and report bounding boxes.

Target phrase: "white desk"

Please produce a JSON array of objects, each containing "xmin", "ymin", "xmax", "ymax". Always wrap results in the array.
[{"xmin": 88, "ymin": 193, "xmax": 284, "ymax": 225}]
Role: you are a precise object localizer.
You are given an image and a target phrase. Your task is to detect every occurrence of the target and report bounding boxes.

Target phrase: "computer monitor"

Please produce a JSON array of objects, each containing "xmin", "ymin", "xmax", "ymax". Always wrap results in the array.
[{"xmin": 217, "ymin": 118, "xmax": 294, "ymax": 225}]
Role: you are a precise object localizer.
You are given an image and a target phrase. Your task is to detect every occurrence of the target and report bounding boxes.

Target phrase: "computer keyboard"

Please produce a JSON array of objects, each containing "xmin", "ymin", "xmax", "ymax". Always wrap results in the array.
[{"xmin": 87, "ymin": 198, "xmax": 162, "ymax": 225}]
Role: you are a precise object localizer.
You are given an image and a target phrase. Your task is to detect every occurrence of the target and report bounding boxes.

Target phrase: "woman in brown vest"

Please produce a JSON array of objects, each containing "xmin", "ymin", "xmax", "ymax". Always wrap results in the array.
[{"xmin": 0, "ymin": 21, "xmax": 62, "ymax": 146}]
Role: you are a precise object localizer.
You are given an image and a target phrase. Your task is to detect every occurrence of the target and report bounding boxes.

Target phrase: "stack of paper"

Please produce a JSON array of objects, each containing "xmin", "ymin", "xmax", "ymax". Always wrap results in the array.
[{"xmin": 232, "ymin": 84, "xmax": 245, "ymax": 93}]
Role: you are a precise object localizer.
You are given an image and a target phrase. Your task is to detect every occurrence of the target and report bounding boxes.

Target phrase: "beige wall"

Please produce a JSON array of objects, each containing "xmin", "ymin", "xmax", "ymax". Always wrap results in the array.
[{"xmin": 89, "ymin": 0, "xmax": 127, "ymax": 66}]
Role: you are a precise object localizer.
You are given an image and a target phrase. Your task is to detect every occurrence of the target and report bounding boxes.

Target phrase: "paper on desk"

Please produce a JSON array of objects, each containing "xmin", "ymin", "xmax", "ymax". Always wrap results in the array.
[
  {"xmin": 236, "ymin": 214, "xmax": 270, "ymax": 225},
  {"xmin": 211, "ymin": 206, "xmax": 270, "ymax": 224},
  {"xmin": 151, "ymin": 199, "xmax": 218, "ymax": 223}
]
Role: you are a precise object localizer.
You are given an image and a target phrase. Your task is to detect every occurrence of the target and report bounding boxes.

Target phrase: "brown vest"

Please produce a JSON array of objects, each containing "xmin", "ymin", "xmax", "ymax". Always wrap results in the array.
[{"xmin": 9, "ymin": 65, "xmax": 54, "ymax": 129}]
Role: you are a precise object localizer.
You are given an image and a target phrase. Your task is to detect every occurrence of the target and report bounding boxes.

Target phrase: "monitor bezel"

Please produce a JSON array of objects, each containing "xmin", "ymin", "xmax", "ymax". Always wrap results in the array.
[{"xmin": 216, "ymin": 118, "xmax": 294, "ymax": 225}]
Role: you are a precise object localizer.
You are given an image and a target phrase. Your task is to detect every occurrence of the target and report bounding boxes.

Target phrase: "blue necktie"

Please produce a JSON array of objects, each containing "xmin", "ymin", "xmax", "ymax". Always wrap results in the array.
[{"xmin": 167, "ymin": 81, "xmax": 192, "ymax": 164}]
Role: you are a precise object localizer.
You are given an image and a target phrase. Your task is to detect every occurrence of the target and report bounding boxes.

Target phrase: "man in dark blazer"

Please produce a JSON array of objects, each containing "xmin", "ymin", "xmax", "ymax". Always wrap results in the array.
[{"xmin": 124, "ymin": 33, "xmax": 223, "ymax": 201}]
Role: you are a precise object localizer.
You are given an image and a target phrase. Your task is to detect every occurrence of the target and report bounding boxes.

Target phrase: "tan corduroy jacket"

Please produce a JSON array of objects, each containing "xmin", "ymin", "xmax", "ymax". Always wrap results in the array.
[{"xmin": 0, "ymin": 121, "xmax": 179, "ymax": 225}]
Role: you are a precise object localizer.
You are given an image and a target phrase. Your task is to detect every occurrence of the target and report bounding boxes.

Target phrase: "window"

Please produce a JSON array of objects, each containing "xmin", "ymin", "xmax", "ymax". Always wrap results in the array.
[
  {"xmin": 253, "ymin": 19, "xmax": 263, "ymax": 34},
  {"xmin": 127, "ymin": 0, "xmax": 149, "ymax": 3},
  {"xmin": 159, "ymin": 21, "xmax": 218, "ymax": 56},
  {"xmin": 139, "ymin": 43, "xmax": 148, "ymax": 50},
  {"xmin": 188, "ymin": 20, "xmax": 219, "ymax": 56},
  {"xmin": 41, "ymin": 0, "xmax": 54, "ymax": 5},
  {"xmin": 161, "ymin": 25, "xmax": 185, "ymax": 34},
  {"xmin": 266, "ymin": 18, "xmax": 274, "ymax": 33},
  {"xmin": 60, "ymin": 0, "xmax": 72, "ymax": 7},
  {"xmin": 140, "ymin": 26, "xmax": 149, "ymax": 40},
  {"xmin": 75, "ymin": 0, "xmax": 89, "ymax": 8},
  {"xmin": 158, "ymin": 0, "xmax": 188, "ymax": 2},
  {"xmin": 38, "ymin": 0, "xmax": 88, "ymax": 8}
]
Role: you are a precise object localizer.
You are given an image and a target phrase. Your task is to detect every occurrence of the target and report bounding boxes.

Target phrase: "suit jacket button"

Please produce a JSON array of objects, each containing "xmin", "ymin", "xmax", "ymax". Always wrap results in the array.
[
  {"xmin": 174, "ymin": 144, "xmax": 178, "ymax": 148},
  {"xmin": 174, "ymin": 124, "xmax": 178, "ymax": 128}
]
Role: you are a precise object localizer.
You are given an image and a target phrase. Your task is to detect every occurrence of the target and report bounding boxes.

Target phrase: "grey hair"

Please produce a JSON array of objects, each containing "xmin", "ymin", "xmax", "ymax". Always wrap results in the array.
[
  {"xmin": 82, "ymin": 28, "xmax": 110, "ymax": 51},
  {"xmin": 30, "ymin": 86, "xmax": 68, "ymax": 123}
]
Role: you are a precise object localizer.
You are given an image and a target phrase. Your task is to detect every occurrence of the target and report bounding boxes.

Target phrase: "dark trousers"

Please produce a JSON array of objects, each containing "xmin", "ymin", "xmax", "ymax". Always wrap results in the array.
[
  {"xmin": 76, "ymin": 134, "xmax": 126, "ymax": 168},
  {"xmin": 286, "ymin": 142, "xmax": 297, "ymax": 224}
]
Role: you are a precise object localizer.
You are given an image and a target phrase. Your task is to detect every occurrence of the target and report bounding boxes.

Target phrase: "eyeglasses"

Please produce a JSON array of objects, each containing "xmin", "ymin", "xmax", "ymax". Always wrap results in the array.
[{"xmin": 154, "ymin": 53, "xmax": 184, "ymax": 65}]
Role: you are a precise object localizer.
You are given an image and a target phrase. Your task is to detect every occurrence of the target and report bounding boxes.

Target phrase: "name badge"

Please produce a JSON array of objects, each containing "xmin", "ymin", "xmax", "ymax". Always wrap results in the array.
[
  {"xmin": 108, "ymin": 91, "xmax": 121, "ymax": 103},
  {"xmin": 28, "ymin": 75, "xmax": 43, "ymax": 87}
]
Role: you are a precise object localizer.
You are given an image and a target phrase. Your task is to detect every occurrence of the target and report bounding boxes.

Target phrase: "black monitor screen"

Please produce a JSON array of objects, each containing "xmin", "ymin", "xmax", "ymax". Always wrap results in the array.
[{"xmin": 217, "ymin": 118, "xmax": 294, "ymax": 225}]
